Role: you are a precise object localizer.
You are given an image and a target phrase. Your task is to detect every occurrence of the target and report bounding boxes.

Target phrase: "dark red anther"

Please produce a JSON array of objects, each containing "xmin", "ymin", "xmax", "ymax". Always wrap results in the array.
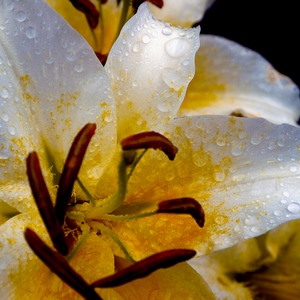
[
  {"xmin": 24, "ymin": 228, "xmax": 101, "ymax": 300},
  {"xmin": 55, "ymin": 123, "xmax": 96, "ymax": 225},
  {"xmin": 95, "ymin": 52, "xmax": 108, "ymax": 66},
  {"xmin": 69, "ymin": 0, "xmax": 100, "ymax": 29},
  {"xmin": 157, "ymin": 198, "xmax": 205, "ymax": 228},
  {"xmin": 121, "ymin": 131, "xmax": 178, "ymax": 161},
  {"xmin": 91, "ymin": 249, "xmax": 195, "ymax": 288},
  {"xmin": 26, "ymin": 152, "xmax": 69, "ymax": 256},
  {"xmin": 132, "ymin": 0, "xmax": 163, "ymax": 11}
]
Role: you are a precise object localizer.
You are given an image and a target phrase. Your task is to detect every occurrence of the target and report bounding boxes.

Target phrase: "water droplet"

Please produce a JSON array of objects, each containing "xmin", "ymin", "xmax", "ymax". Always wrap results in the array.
[
  {"xmin": 231, "ymin": 141, "xmax": 243, "ymax": 156},
  {"xmin": 251, "ymin": 134, "xmax": 263, "ymax": 145},
  {"xmin": 192, "ymin": 153, "xmax": 206, "ymax": 167},
  {"xmin": 132, "ymin": 43, "xmax": 140, "ymax": 53},
  {"xmin": 274, "ymin": 210, "xmax": 283, "ymax": 216},
  {"xmin": 250, "ymin": 226, "xmax": 260, "ymax": 233},
  {"xmin": 8, "ymin": 126, "xmax": 15, "ymax": 135},
  {"xmin": 289, "ymin": 165, "xmax": 298, "ymax": 173},
  {"xmin": 268, "ymin": 142, "xmax": 276, "ymax": 150},
  {"xmin": 67, "ymin": 51, "xmax": 75, "ymax": 61},
  {"xmin": 245, "ymin": 215, "xmax": 258, "ymax": 226},
  {"xmin": 283, "ymin": 191, "xmax": 290, "ymax": 198},
  {"xmin": 0, "ymin": 87, "xmax": 9, "ymax": 99},
  {"xmin": 165, "ymin": 38, "xmax": 190, "ymax": 58},
  {"xmin": 165, "ymin": 172, "xmax": 174, "ymax": 181},
  {"xmin": 36, "ymin": 9, "xmax": 43, "ymax": 17},
  {"xmin": 162, "ymin": 27, "xmax": 173, "ymax": 35},
  {"xmin": 215, "ymin": 216, "xmax": 226, "ymax": 225},
  {"xmin": 132, "ymin": 81, "xmax": 138, "ymax": 87},
  {"xmin": 287, "ymin": 203, "xmax": 300, "ymax": 214},
  {"xmin": 45, "ymin": 51, "xmax": 54, "ymax": 64},
  {"xmin": 213, "ymin": 170, "xmax": 226, "ymax": 182},
  {"xmin": 142, "ymin": 34, "xmax": 151, "ymax": 44},
  {"xmin": 25, "ymin": 26, "xmax": 36, "ymax": 39},
  {"xmin": 74, "ymin": 63, "xmax": 83, "ymax": 73},
  {"xmin": 216, "ymin": 137, "xmax": 226, "ymax": 146},
  {"xmin": 157, "ymin": 101, "xmax": 170, "ymax": 112},
  {"xmin": 1, "ymin": 114, "xmax": 9, "ymax": 122},
  {"xmin": 16, "ymin": 10, "xmax": 26, "ymax": 22},
  {"xmin": 182, "ymin": 60, "xmax": 190, "ymax": 66}
]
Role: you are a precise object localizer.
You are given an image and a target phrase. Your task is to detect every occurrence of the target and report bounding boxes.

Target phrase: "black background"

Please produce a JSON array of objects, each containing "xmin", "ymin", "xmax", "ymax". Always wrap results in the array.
[{"xmin": 200, "ymin": 0, "xmax": 299, "ymax": 87}]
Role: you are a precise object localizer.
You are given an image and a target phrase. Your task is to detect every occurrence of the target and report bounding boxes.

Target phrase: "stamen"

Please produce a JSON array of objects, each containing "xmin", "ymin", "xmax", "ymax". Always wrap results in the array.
[
  {"xmin": 157, "ymin": 198, "xmax": 205, "ymax": 228},
  {"xmin": 26, "ymin": 152, "xmax": 68, "ymax": 256},
  {"xmin": 69, "ymin": 0, "xmax": 100, "ymax": 29},
  {"xmin": 91, "ymin": 249, "xmax": 196, "ymax": 288},
  {"xmin": 121, "ymin": 131, "xmax": 178, "ymax": 161},
  {"xmin": 132, "ymin": 0, "xmax": 164, "ymax": 11},
  {"xmin": 55, "ymin": 123, "xmax": 96, "ymax": 225},
  {"xmin": 24, "ymin": 228, "xmax": 101, "ymax": 300}
]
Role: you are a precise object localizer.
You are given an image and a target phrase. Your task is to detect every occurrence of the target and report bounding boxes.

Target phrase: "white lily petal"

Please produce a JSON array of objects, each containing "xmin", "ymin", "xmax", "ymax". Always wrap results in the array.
[
  {"xmin": 179, "ymin": 35, "xmax": 300, "ymax": 125},
  {"xmin": 105, "ymin": 3, "xmax": 200, "ymax": 139},
  {"xmin": 124, "ymin": 115, "xmax": 300, "ymax": 254},
  {"xmin": 0, "ymin": 0, "xmax": 117, "ymax": 209},
  {"xmin": 149, "ymin": 0, "xmax": 214, "ymax": 27},
  {"xmin": 0, "ymin": 212, "xmax": 48, "ymax": 299}
]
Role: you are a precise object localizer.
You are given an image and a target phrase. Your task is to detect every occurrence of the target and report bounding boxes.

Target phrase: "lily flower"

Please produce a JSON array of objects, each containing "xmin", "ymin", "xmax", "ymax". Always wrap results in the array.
[{"xmin": 1, "ymin": 1, "xmax": 300, "ymax": 299}]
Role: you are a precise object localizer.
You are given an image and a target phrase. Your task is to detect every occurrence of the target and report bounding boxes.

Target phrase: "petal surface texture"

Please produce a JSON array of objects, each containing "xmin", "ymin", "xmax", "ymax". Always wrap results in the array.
[
  {"xmin": 0, "ymin": 0, "xmax": 116, "ymax": 211},
  {"xmin": 111, "ymin": 116, "xmax": 300, "ymax": 258},
  {"xmin": 149, "ymin": 0, "xmax": 214, "ymax": 27},
  {"xmin": 179, "ymin": 35, "xmax": 300, "ymax": 125},
  {"xmin": 105, "ymin": 3, "xmax": 200, "ymax": 139}
]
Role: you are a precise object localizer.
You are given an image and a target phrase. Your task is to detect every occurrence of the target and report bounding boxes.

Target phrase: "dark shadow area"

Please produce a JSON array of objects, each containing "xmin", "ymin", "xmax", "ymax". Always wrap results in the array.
[{"xmin": 200, "ymin": 0, "xmax": 299, "ymax": 87}]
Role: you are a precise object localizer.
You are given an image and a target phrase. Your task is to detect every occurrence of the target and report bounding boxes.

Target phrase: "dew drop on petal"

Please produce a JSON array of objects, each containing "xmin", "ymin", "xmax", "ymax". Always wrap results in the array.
[
  {"xmin": 165, "ymin": 38, "xmax": 190, "ymax": 58},
  {"xmin": 1, "ymin": 113, "xmax": 9, "ymax": 122},
  {"xmin": 0, "ymin": 86, "xmax": 9, "ymax": 99},
  {"xmin": 142, "ymin": 34, "xmax": 151, "ymax": 44},
  {"xmin": 74, "ymin": 63, "xmax": 83, "ymax": 73},
  {"xmin": 289, "ymin": 165, "xmax": 298, "ymax": 173},
  {"xmin": 8, "ymin": 126, "xmax": 15, "ymax": 135},
  {"xmin": 287, "ymin": 203, "xmax": 300, "ymax": 214},
  {"xmin": 15, "ymin": 10, "xmax": 26, "ymax": 22},
  {"xmin": 162, "ymin": 27, "xmax": 173, "ymax": 35},
  {"xmin": 132, "ymin": 43, "xmax": 140, "ymax": 53},
  {"xmin": 25, "ymin": 26, "xmax": 36, "ymax": 39},
  {"xmin": 251, "ymin": 134, "xmax": 263, "ymax": 145},
  {"xmin": 244, "ymin": 214, "xmax": 258, "ymax": 226}
]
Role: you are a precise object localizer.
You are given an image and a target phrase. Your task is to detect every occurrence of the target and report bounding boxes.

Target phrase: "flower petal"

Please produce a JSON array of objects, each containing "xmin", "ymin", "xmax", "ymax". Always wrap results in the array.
[
  {"xmin": 149, "ymin": 0, "xmax": 214, "ymax": 27},
  {"xmin": 0, "ymin": 0, "xmax": 117, "ymax": 210},
  {"xmin": 0, "ymin": 212, "xmax": 115, "ymax": 299},
  {"xmin": 105, "ymin": 3, "xmax": 200, "ymax": 139},
  {"xmin": 113, "ymin": 259, "xmax": 216, "ymax": 299},
  {"xmin": 179, "ymin": 35, "xmax": 300, "ymax": 125},
  {"xmin": 113, "ymin": 116, "xmax": 300, "ymax": 257}
]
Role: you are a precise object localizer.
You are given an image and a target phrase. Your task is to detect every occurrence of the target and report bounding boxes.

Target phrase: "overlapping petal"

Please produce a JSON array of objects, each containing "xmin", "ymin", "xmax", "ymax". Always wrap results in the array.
[
  {"xmin": 179, "ymin": 35, "xmax": 300, "ymax": 125},
  {"xmin": 0, "ymin": 0, "xmax": 116, "ymax": 211},
  {"xmin": 105, "ymin": 3, "xmax": 200, "ymax": 138},
  {"xmin": 110, "ymin": 116, "xmax": 300, "ymax": 258}
]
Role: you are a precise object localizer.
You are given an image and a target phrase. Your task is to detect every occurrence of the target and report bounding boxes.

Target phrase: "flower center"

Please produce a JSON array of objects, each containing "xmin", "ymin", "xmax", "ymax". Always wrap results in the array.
[{"xmin": 24, "ymin": 123, "xmax": 205, "ymax": 299}]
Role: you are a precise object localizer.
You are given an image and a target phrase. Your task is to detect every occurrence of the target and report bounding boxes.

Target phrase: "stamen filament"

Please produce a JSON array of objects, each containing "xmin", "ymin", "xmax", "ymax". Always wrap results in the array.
[
  {"xmin": 77, "ymin": 177, "xmax": 96, "ymax": 207},
  {"xmin": 113, "ymin": 0, "xmax": 130, "ymax": 43},
  {"xmin": 127, "ymin": 149, "xmax": 147, "ymax": 180},
  {"xmin": 91, "ymin": 211, "xmax": 156, "ymax": 222}
]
